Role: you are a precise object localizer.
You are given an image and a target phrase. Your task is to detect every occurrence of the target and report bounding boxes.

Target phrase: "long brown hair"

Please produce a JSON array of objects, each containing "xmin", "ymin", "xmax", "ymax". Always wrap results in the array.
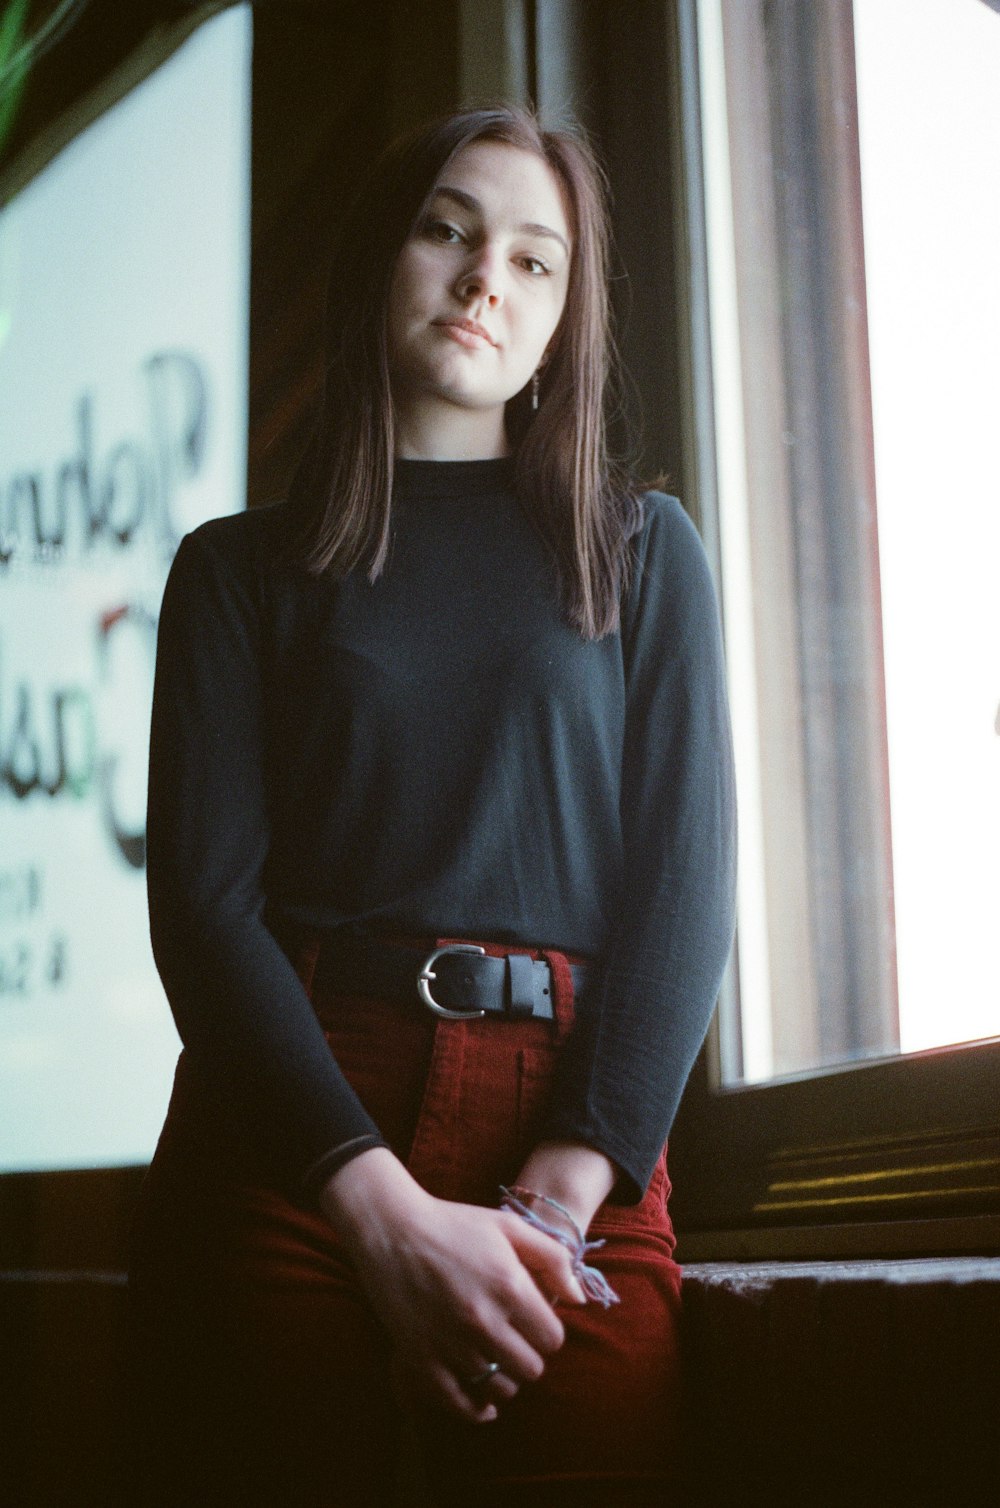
[{"xmin": 283, "ymin": 106, "xmax": 641, "ymax": 639}]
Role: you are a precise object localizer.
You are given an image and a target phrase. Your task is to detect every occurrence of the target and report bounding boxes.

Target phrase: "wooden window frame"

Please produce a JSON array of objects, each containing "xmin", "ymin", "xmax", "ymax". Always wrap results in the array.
[{"xmin": 667, "ymin": 0, "xmax": 1000, "ymax": 1262}]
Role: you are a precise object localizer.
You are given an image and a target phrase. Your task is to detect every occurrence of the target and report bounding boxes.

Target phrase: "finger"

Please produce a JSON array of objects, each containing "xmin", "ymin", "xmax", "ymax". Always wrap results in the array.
[
  {"xmin": 464, "ymin": 1361, "xmax": 520, "ymax": 1404},
  {"xmin": 519, "ymin": 1242, "xmax": 587, "ymax": 1307},
  {"xmin": 500, "ymin": 1214, "xmax": 588, "ymax": 1306},
  {"xmin": 436, "ymin": 1366, "xmax": 499, "ymax": 1424},
  {"xmin": 454, "ymin": 1304, "xmax": 549, "ymax": 1387},
  {"xmin": 399, "ymin": 1356, "xmax": 499, "ymax": 1425},
  {"xmin": 496, "ymin": 1269, "xmax": 569, "ymax": 1358},
  {"xmin": 483, "ymin": 1370, "xmax": 519, "ymax": 1404},
  {"xmin": 449, "ymin": 1270, "xmax": 560, "ymax": 1378},
  {"xmin": 486, "ymin": 1313, "xmax": 561, "ymax": 1382}
]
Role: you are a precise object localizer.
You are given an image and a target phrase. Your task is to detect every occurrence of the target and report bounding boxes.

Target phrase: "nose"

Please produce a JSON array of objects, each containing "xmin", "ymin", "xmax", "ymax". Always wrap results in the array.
[{"xmin": 455, "ymin": 246, "xmax": 504, "ymax": 307}]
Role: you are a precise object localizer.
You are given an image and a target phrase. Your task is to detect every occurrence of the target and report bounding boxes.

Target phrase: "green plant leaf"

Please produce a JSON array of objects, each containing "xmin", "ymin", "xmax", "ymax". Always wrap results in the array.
[{"xmin": 0, "ymin": 0, "xmax": 33, "ymax": 159}]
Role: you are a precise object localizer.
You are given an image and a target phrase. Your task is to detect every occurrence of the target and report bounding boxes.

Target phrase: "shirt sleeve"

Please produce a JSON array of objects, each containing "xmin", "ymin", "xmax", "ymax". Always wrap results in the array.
[
  {"xmin": 146, "ymin": 523, "xmax": 387, "ymax": 1199},
  {"xmin": 537, "ymin": 494, "xmax": 737, "ymax": 1202}
]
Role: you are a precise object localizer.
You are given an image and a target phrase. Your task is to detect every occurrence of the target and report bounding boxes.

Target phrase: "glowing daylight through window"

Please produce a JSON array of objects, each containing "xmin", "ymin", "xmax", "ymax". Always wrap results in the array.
[{"xmin": 0, "ymin": 6, "xmax": 251, "ymax": 1169}]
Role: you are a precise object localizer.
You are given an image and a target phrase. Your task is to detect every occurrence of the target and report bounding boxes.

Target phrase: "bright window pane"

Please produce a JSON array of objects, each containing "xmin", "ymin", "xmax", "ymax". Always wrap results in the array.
[
  {"xmin": 854, "ymin": 0, "xmax": 1000, "ymax": 1053},
  {"xmin": 698, "ymin": 0, "xmax": 1000, "ymax": 1084}
]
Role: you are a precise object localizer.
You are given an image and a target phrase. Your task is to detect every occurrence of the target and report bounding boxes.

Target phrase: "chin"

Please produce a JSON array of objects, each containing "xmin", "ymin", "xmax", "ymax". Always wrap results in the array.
[{"xmin": 435, "ymin": 377, "xmax": 510, "ymax": 410}]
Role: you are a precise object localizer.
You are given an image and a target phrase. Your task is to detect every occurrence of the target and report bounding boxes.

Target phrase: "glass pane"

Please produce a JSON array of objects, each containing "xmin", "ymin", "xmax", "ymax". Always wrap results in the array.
[
  {"xmin": 697, "ymin": 0, "xmax": 1000, "ymax": 1084},
  {"xmin": 854, "ymin": 0, "xmax": 1000, "ymax": 1053},
  {"xmin": 0, "ymin": 8, "xmax": 252, "ymax": 1169}
]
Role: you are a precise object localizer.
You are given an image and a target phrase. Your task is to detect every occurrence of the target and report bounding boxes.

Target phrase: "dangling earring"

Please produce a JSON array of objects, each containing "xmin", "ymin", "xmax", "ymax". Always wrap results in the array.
[{"xmin": 531, "ymin": 369, "xmax": 540, "ymax": 412}]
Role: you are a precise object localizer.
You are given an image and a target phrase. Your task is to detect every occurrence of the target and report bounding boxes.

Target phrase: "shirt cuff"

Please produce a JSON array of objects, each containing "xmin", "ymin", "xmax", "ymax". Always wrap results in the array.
[
  {"xmin": 300, "ymin": 1134, "xmax": 389, "ymax": 1202},
  {"xmin": 535, "ymin": 1115, "xmax": 650, "ymax": 1206}
]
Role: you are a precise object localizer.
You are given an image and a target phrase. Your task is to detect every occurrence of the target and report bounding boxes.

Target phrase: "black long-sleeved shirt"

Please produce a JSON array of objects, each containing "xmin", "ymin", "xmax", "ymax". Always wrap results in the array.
[{"xmin": 146, "ymin": 457, "xmax": 736, "ymax": 1203}]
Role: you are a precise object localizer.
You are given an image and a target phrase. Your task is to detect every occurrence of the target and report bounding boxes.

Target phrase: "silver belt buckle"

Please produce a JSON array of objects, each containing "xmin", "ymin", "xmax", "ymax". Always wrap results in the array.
[{"xmin": 418, "ymin": 943, "xmax": 487, "ymax": 1019}]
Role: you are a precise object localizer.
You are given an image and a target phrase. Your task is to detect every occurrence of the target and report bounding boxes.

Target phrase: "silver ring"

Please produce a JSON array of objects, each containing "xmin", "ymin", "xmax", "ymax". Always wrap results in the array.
[{"xmin": 467, "ymin": 1361, "xmax": 501, "ymax": 1387}]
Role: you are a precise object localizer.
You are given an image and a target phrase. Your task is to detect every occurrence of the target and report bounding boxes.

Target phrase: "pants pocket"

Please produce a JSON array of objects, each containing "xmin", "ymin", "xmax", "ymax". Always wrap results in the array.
[
  {"xmin": 588, "ymin": 1150, "xmax": 676, "ymax": 1256},
  {"xmin": 513, "ymin": 1044, "xmax": 560, "ymax": 1158}
]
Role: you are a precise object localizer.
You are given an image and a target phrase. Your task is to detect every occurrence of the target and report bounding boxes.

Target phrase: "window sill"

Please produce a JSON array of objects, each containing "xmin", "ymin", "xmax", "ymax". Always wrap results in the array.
[
  {"xmin": 680, "ymin": 1252, "xmax": 1000, "ymax": 1504},
  {"xmin": 675, "ymin": 1212, "xmax": 1000, "ymax": 1263}
]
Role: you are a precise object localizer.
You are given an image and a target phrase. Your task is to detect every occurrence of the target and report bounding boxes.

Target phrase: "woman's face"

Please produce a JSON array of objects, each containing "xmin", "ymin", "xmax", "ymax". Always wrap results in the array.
[{"xmin": 387, "ymin": 140, "xmax": 572, "ymax": 456}]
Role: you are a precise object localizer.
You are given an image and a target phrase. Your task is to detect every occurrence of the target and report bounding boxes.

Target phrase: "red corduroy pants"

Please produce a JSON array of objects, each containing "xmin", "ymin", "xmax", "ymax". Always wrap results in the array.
[{"xmin": 128, "ymin": 935, "xmax": 684, "ymax": 1507}]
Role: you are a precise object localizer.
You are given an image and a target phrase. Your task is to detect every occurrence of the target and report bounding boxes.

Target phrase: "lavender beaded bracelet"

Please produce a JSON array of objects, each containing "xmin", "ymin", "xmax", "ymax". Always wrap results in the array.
[{"xmin": 499, "ymin": 1185, "xmax": 621, "ymax": 1309}]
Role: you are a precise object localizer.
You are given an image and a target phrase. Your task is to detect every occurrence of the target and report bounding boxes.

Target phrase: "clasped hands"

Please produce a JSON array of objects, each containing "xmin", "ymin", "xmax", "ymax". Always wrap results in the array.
[{"xmin": 320, "ymin": 1142, "xmax": 614, "ymax": 1423}]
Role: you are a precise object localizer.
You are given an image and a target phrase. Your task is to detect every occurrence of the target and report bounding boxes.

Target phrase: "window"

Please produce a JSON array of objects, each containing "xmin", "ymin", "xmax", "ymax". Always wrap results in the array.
[
  {"xmin": 668, "ymin": 0, "xmax": 1000, "ymax": 1258},
  {"xmin": 0, "ymin": 6, "xmax": 251, "ymax": 1181}
]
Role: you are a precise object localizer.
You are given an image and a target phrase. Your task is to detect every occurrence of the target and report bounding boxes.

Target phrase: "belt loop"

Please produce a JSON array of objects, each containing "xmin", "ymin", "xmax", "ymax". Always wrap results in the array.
[
  {"xmin": 506, "ymin": 953, "xmax": 535, "ymax": 1019},
  {"xmin": 542, "ymin": 949, "xmax": 576, "ymax": 1043}
]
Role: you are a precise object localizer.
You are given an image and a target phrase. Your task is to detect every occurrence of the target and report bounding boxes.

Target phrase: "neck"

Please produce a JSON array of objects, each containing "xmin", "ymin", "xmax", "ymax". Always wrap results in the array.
[{"xmin": 392, "ymin": 397, "xmax": 509, "ymax": 461}]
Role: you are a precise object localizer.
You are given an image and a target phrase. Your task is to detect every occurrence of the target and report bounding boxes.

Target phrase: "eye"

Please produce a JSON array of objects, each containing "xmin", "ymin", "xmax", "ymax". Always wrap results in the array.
[
  {"xmin": 422, "ymin": 218, "xmax": 464, "ymax": 245},
  {"xmin": 518, "ymin": 254, "xmax": 552, "ymax": 277}
]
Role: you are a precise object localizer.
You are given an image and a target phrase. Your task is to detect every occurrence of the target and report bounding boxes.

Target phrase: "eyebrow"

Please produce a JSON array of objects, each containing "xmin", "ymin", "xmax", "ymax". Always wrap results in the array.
[{"xmin": 431, "ymin": 186, "xmax": 570, "ymax": 257}]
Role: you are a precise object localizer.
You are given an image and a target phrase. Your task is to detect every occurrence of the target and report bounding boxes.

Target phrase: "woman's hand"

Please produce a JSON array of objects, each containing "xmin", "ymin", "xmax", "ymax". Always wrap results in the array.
[{"xmin": 319, "ymin": 1148, "xmax": 586, "ymax": 1423}]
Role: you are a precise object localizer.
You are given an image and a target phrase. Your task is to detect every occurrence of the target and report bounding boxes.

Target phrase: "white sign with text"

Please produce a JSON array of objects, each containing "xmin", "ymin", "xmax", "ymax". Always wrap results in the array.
[{"xmin": 0, "ymin": 6, "xmax": 251, "ymax": 1168}]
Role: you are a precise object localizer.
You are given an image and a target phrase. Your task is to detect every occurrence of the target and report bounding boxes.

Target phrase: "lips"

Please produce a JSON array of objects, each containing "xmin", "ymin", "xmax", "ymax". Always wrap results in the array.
[{"xmin": 433, "ymin": 317, "xmax": 497, "ymax": 348}]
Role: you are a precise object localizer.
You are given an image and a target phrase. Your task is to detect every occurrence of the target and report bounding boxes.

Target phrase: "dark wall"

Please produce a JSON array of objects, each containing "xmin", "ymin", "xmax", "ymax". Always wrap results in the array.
[
  {"xmin": 568, "ymin": 0, "xmax": 689, "ymax": 494},
  {"xmin": 247, "ymin": 0, "xmax": 462, "ymax": 506}
]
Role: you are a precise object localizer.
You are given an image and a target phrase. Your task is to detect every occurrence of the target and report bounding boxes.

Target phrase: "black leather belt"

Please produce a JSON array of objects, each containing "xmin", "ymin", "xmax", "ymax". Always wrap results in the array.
[{"xmin": 312, "ymin": 933, "xmax": 591, "ymax": 1022}]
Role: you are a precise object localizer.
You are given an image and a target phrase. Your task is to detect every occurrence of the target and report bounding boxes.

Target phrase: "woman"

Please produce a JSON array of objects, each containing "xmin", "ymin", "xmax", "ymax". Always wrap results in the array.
[{"xmin": 129, "ymin": 106, "xmax": 736, "ymax": 1507}]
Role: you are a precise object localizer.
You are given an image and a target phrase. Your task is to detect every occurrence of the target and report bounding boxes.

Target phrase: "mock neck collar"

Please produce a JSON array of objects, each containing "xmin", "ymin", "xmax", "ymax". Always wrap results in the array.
[{"xmin": 392, "ymin": 456, "xmax": 515, "ymax": 501}]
